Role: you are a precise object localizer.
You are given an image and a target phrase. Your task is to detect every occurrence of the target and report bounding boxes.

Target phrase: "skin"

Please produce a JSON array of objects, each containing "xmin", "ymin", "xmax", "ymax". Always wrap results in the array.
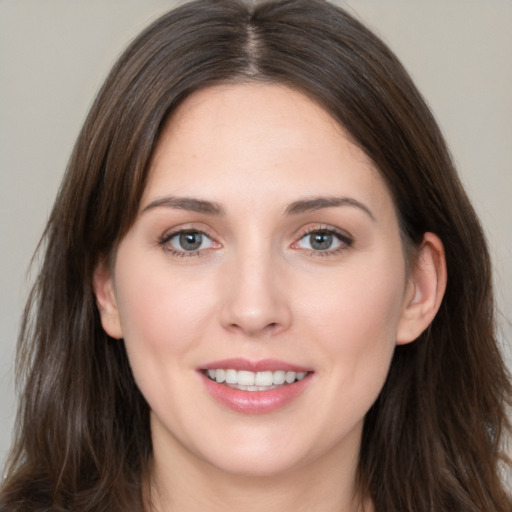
[{"xmin": 94, "ymin": 83, "xmax": 446, "ymax": 512}]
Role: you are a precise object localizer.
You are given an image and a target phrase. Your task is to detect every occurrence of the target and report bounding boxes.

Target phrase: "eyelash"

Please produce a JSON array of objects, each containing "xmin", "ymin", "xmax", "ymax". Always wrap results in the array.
[
  {"xmin": 292, "ymin": 226, "xmax": 354, "ymax": 257},
  {"xmin": 157, "ymin": 226, "xmax": 354, "ymax": 258},
  {"xmin": 158, "ymin": 228, "xmax": 217, "ymax": 258}
]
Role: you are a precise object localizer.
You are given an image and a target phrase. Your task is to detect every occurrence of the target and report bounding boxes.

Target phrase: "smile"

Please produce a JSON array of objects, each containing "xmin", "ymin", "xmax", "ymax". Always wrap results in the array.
[
  {"xmin": 204, "ymin": 369, "xmax": 308, "ymax": 391},
  {"xmin": 199, "ymin": 359, "xmax": 313, "ymax": 414}
]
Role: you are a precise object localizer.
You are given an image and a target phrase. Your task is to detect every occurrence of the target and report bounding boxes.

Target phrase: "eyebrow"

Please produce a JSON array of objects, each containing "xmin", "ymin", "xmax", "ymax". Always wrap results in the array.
[
  {"xmin": 284, "ymin": 196, "xmax": 376, "ymax": 221},
  {"xmin": 141, "ymin": 194, "xmax": 375, "ymax": 221},
  {"xmin": 142, "ymin": 196, "xmax": 225, "ymax": 215}
]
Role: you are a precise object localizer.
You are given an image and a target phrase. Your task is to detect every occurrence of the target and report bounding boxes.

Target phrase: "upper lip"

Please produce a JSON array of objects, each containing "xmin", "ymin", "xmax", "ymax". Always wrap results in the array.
[{"xmin": 200, "ymin": 358, "xmax": 312, "ymax": 373}]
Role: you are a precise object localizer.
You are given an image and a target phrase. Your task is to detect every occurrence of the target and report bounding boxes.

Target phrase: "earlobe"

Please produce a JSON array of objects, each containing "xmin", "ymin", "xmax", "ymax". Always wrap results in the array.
[
  {"xmin": 396, "ymin": 232, "xmax": 447, "ymax": 345},
  {"xmin": 93, "ymin": 260, "xmax": 123, "ymax": 339}
]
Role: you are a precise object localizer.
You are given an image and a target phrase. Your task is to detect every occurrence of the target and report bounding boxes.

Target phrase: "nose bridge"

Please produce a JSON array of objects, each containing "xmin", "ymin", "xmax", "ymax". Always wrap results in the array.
[{"xmin": 220, "ymin": 235, "xmax": 291, "ymax": 337}]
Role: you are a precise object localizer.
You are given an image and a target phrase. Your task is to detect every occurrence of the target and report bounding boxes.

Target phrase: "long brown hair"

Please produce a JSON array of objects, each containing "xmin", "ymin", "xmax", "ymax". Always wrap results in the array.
[{"xmin": 2, "ymin": 1, "xmax": 510, "ymax": 510}]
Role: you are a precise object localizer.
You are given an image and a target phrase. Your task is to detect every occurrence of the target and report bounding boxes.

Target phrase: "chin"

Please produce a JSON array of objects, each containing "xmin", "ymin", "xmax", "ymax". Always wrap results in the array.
[{"xmin": 209, "ymin": 450, "xmax": 307, "ymax": 479}]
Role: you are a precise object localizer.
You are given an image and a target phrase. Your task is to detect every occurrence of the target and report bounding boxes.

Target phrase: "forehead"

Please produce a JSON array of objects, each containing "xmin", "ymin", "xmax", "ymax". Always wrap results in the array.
[
  {"xmin": 143, "ymin": 83, "xmax": 392, "ymax": 216},
  {"xmin": 154, "ymin": 82, "xmax": 366, "ymax": 165}
]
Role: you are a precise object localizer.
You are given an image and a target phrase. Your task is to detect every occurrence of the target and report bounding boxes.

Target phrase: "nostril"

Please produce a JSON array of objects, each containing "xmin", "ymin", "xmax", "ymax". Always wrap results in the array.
[{"xmin": 263, "ymin": 322, "xmax": 282, "ymax": 337}]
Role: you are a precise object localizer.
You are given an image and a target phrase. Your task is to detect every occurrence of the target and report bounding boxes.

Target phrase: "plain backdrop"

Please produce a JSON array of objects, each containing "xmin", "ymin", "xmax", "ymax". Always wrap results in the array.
[{"xmin": 1, "ymin": 0, "xmax": 511, "ymax": 467}]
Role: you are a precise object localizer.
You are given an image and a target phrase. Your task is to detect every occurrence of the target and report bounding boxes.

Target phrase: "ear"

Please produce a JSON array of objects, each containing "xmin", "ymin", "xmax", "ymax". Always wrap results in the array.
[
  {"xmin": 397, "ymin": 232, "xmax": 447, "ymax": 345},
  {"xmin": 93, "ymin": 259, "xmax": 123, "ymax": 339}
]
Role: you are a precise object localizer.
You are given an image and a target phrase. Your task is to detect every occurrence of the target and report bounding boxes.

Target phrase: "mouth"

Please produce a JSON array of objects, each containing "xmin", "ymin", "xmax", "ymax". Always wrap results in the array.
[
  {"xmin": 199, "ymin": 359, "xmax": 314, "ymax": 414},
  {"xmin": 202, "ymin": 368, "xmax": 309, "ymax": 391}
]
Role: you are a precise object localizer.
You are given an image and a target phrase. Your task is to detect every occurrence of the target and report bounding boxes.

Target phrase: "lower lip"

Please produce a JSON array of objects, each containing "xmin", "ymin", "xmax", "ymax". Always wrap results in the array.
[{"xmin": 200, "ymin": 372, "xmax": 313, "ymax": 414}]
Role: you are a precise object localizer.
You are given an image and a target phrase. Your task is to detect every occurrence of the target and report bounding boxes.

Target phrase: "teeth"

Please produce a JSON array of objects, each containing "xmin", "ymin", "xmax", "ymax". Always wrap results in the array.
[
  {"xmin": 237, "ymin": 370, "xmax": 255, "ymax": 386},
  {"xmin": 206, "ymin": 369, "xmax": 309, "ymax": 387},
  {"xmin": 215, "ymin": 369, "xmax": 226, "ymax": 383},
  {"xmin": 226, "ymin": 384, "xmax": 279, "ymax": 391},
  {"xmin": 255, "ymin": 371, "xmax": 273, "ymax": 386},
  {"xmin": 225, "ymin": 369, "xmax": 237, "ymax": 384},
  {"xmin": 285, "ymin": 371, "xmax": 296, "ymax": 384},
  {"xmin": 273, "ymin": 370, "xmax": 286, "ymax": 385}
]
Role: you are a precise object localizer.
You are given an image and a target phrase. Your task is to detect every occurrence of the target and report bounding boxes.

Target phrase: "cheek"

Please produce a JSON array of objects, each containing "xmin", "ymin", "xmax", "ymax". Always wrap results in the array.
[
  {"xmin": 117, "ymin": 258, "xmax": 212, "ymax": 337},
  {"xmin": 112, "ymin": 254, "xmax": 219, "ymax": 385},
  {"xmin": 300, "ymin": 256, "xmax": 406, "ymax": 381}
]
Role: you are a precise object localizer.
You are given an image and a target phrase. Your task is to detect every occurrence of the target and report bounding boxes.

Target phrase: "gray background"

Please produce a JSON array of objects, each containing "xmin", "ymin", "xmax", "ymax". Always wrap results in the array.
[{"xmin": 1, "ymin": 0, "xmax": 511, "ymax": 467}]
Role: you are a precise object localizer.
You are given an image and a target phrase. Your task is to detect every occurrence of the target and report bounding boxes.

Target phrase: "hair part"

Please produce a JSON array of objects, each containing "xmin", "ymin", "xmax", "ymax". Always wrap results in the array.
[{"xmin": 2, "ymin": 1, "xmax": 511, "ymax": 511}]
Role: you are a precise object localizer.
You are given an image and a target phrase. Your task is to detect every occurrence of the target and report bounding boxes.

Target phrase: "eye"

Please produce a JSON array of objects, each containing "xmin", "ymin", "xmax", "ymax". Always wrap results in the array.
[
  {"xmin": 161, "ymin": 229, "xmax": 219, "ymax": 255},
  {"xmin": 294, "ymin": 229, "xmax": 352, "ymax": 253}
]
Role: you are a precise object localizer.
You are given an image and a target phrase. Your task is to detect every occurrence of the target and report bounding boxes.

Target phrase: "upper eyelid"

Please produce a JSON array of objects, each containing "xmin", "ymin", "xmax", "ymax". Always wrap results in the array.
[
  {"xmin": 164, "ymin": 227, "xmax": 210, "ymax": 237},
  {"xmin": 160, "ymin": 224, "xmax": 216, "ymax": 241},
  {"xmin": 295, "ymin": 224, "xmax": 353, "ymax": 241}
]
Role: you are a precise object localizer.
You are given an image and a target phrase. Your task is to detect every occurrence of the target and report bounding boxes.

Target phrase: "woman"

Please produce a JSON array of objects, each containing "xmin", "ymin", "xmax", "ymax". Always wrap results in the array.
[{"xmin": 1, "ymin": 0, "xmax": 510, "ymax": 510}]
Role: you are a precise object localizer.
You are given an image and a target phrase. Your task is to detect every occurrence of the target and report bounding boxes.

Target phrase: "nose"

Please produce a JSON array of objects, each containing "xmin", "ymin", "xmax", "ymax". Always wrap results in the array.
[{"xmin": 219, "ymin": 250, "xmax": 292, "ymax": 338}]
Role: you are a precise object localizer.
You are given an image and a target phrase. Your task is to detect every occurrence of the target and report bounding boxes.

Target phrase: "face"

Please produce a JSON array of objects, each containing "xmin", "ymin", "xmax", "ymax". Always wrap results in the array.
[{"xmin": 96, "ymin": 83, "xmax": 419, "ymax": 479}]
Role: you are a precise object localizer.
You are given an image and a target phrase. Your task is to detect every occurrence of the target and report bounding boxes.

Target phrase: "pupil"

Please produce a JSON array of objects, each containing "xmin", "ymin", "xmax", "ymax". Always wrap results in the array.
[
  {"xmin": 180, "ymin": 232, "xmax": 202, "ymax": 251},
  {"xmin": 311, "ymin": 232, "xmax": 332, "ymax": 250}
]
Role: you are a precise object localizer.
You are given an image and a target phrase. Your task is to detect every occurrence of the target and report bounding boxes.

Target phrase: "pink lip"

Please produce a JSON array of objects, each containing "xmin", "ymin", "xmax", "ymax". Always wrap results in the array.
[
  {"xmin": 198, "ymin": 358, "xmax": 314, "ymax": 415},
  {"xmin": 200, "ymin": 358, "xmax": 311, "ymax": 373}
]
